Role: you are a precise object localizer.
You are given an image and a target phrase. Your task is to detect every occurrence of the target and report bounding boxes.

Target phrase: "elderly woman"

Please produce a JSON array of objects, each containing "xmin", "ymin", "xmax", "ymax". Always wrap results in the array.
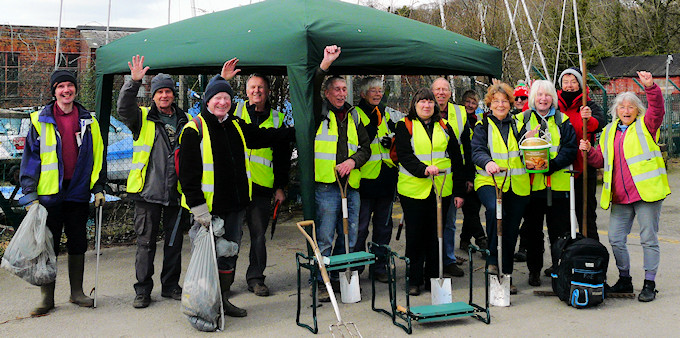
[
  {"xmin": 517, "ymin": 80, "xmax": 577, "ymax": 287},
  {"xmin": 579, "ymin": 71, "xmax": 669, "ymax": 302},
  {"xmin": 471, "ymin": 82, "xmax": 530, "ymax": 294},
  {"xmin": 395, "ymin": 88, "xmax": 465, "ymax": 296},
  {"xmin": 178, "ymin": 72, "xmax": 293, "ymax": 317}
]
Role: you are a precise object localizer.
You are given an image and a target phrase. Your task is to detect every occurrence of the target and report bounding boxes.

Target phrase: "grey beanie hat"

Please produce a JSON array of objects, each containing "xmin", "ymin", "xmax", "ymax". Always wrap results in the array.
[
  {"xmin": 558, "ymin": 67, "xmax": 583, "ymax": 90},
  {"xmin": 150, "ymin": 73, "xmax": 176, "ymax": 96}
]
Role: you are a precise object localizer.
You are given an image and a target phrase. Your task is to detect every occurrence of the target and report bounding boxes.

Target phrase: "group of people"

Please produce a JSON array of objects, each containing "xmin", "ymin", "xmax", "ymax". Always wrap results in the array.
[{"xmin": 19, "ymin": 44, "xmax": 667, "ymax": 319}]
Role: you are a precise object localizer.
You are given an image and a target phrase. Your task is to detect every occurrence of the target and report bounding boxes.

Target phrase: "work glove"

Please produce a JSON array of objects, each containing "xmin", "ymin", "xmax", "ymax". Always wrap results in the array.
[
  {"xmin": 94, "ymin": 192, "xmax": 105, "ymax": 207},
  {"xmin": 380, "ymin": 136, "xmax": 392, "ymax": 149},
  {"xmin": 194, "ymin": 210, "xmax": 212, "ymax": 228},
  {"xmin": 25, "ymin": 200, "xmax": 38, "ymax": 211}
]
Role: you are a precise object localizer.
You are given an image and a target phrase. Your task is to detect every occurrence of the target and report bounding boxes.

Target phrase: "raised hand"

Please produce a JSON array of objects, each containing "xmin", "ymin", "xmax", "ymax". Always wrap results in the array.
[
  {"xmin": 320, "ymin": 45, "xmax": 341, "ymax": 71},
  {"xmin": 637, "ymin": 71, "xmax": 654, "ymax": 88},
  {"xmin": 525, "ymin": 124, "xmax": 541, "ymax": 138},
  {"xmin": 221, "ymin": 58, "xmax": 241, "ymax": 80},
  {"xmin": 128, "ymin": 55, "xmax": 149, "ymax": 82}
]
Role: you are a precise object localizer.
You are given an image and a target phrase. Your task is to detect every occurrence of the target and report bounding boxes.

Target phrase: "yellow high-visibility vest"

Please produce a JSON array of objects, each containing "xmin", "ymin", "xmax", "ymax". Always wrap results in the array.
[
  {"xmin": 473, "ymin": 117, "xmax": 530, "ymax": 196},
  {"xmin": 397, "ymin": 118, "xmax": 452, "ymax": 199},
  {"xmin": 180, "ymin": 114, "xmax": 251, "ymax": 212},
  {"xmin": 599, "ymin": 117, "xmax": 670, "ymax": 209},
  {"xmin": 445, "ymin": 102, "xmax": 467, "ymax": 163},
  {"xmin": 30, "ymin": 110, "xmax": 103, "ymax": 195},
  {"xmin": 234, "ymin": 100, "xmax": 284, "ymax": 189},
  {"xmin": 356, "ymin": 106, "xmax": 394, "ymax": 180},
  {"xmin": 314, "ymin": 109, "xmax": 361, "ymax": 189}
]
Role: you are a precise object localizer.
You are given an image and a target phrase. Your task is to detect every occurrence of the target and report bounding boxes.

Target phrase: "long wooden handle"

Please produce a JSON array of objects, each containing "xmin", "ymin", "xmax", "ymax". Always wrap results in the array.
[{"xmin": 296, "ymin": 221, "xmax": 331, "ymax": 284}]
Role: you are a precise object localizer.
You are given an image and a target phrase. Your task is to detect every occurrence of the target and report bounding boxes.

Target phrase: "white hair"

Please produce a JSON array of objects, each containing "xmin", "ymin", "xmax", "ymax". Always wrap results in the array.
[
  {"xmin": 359, "ymin": 77, "xmax": 383, "ymax": 96},
  {"xmin": 610, "ymin": 92, "xmax": 646, "ymax": 120},
  {"xmin": 528, "ymin": 80, "xmax": 558, "ymax": 111}
]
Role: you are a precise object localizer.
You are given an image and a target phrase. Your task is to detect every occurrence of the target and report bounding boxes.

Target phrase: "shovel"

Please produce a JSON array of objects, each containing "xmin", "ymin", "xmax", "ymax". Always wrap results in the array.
[
  {"xmin": 489, "ymin": 168, "xmax": 510, "ymax": 307},
  {"xmin": 297, "ymin": 221, "xmax": 362, "ymax": 337},
  {"xmin": 430, "ymin": 170, "xmax": 452, "ymax": 305},
  {"xmin": 335, "ymin": 171, "xmax": 361, "ymax": 303}
]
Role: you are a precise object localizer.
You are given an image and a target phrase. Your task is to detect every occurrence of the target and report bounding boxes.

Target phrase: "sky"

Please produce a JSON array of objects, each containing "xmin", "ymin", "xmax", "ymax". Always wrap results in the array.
[{"xmin": 0, "ymin": 0, "xmax": 425, "ymax": 29}]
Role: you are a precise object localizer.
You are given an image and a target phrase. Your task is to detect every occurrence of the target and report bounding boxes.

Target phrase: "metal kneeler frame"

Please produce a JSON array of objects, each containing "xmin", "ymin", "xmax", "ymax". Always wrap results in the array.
[
  {"xmin": 296, "ymin": 249, "xmax": 376, "ymax": 334},
  {"xmin": 369, "ymin": 242, "xmax": 491, "ymax": 334}
]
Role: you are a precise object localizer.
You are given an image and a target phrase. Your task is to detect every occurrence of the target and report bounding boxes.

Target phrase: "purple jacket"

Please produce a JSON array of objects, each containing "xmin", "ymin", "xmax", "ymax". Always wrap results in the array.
[
  {"xmin": 587, "ymin": 84, "xmax": 665, "ymax": 204},
  {"xmin": 19, "ymin": 101, "xmax": 105, "ymax": 207}
]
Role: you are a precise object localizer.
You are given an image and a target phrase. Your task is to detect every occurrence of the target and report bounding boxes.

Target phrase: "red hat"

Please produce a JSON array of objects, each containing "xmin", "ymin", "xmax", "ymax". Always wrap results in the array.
[{"xmin": 513, "ymin": 85, "xmax": 528, "ymax": 97}]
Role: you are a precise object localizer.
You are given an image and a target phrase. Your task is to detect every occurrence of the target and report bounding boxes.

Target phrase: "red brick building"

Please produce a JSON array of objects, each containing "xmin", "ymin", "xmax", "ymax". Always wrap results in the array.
[
  {"xmin": 0, "ymin": 25, "xmax": 142, "ymax": 108},
  {"xmin": 590, "ymin": 54, "xmax": 680, "ymax": 95}
]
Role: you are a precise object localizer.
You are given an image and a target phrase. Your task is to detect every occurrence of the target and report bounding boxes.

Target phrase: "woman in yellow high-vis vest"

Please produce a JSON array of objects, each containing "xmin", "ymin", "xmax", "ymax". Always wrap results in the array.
[
  {"xmin": 19, "ymin": 70, "xmax": 105, "ymax": 316},
  {"xmin": 580, "ymin": 71, "xmax": 669, "ymax": 302},
  {"xmin": 395, "ymin": 88, "xmax": 465, "ymax": 296},
  {"xmin": 471, "ymin": 82, "xmax": 530, "ymax": 295}
]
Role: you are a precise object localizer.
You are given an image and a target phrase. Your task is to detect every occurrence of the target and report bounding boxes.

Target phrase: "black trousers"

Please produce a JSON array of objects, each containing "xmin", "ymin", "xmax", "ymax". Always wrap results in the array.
[
  {"xmin": 459, "ymin": 188, "xmax": 486, "ymax": 242},
  {"xmin": 400, "ymin": 191, "xmax": 451, "ymax": 287},
  {"xmin": 133, "ymin": 201, "xmax": 184, "ymax": 296},
  {"xmin": 45, "ymin": 201, "xmax": 89, "ymax": 256},
  {"xmin": 524, "ymin": 195, "xmax": 570, "ymax": 273},
  {"xmin": 244, "ymin": 193, "xmax": 271, "ymax": 286},
  {"xmin": 574, "ymin": 166, "xmax": 599, "ymax": 241}
]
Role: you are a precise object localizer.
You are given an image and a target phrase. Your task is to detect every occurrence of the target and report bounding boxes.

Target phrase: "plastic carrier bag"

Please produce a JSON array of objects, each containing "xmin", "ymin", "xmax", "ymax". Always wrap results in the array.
[
  {"xmin": 182, "ymin": 225, "xmax": 224, "ymax": 332},
  {"xmin": 1, "ymin": 203, "xmax": 57, "ymax": 286}
]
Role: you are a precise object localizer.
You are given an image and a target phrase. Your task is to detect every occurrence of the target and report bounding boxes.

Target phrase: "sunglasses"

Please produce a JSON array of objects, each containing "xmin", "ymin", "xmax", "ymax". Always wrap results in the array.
[{"xmin": 516, "ymin": 96, "xmax": 528, "ymax": 101}]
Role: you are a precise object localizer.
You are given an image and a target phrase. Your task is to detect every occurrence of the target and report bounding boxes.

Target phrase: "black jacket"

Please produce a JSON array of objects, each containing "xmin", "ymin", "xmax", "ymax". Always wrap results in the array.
[
  {"xmin": 356, "ymin": 98, "xmax": 397, "ymax": 199},
  {"xmin": 471, "ymin": 114, "xmax": 521, "ymax": 171},
  {"xmin": 394, "ymin": 115, "xmax": 466, "ymax": 198},
  {"xmin": 178, "ymin": 108, "xmax": 294, "ymax": 214}
]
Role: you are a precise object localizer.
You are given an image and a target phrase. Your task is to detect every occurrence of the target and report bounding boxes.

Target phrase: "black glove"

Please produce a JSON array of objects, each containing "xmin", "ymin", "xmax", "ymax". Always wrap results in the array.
[
  {"xmin": 544, "ymin": 160, "xmax": 556, "ymax": 176},
  {"xmin": 380, "ymin": 136, "xmax": 392, "ymax": 149}
]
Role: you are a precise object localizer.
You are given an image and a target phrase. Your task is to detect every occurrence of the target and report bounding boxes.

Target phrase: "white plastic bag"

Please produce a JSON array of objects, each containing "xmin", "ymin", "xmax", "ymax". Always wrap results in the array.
[
  {"xmin": 1, "ymin": 203, "xmax": 57, "ymax": 286},
  {"xmin": 182, "ymin": 225, "xmax": 223, "ymax": 332}
]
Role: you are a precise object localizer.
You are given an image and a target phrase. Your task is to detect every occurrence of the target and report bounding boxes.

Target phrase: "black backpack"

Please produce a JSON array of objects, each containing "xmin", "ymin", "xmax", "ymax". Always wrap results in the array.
[{"xmin": 551, "ymin": 233, "xmax": 609, "ymax": 308}]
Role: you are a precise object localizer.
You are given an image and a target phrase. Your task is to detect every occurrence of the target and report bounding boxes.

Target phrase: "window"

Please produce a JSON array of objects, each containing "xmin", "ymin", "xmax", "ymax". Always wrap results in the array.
[
  {"xmin": 0, "ymin": 52, "xmax": 19, "ymax": 97},
  {"xmin": 57, "ymin": 53, "xmax": 80, "ymax": 75}
]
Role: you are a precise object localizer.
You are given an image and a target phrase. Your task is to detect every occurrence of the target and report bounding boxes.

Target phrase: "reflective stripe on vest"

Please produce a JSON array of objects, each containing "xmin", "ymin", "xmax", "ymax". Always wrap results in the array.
[
  {"xmin": 30, "ymin": 110, "xmax": 103, "ymax": 195},
  {"xmin": 473, "ymin": 117, "xmax": 529, "ymax": 196},
  {"xmin": 180, "ymin": 114, "xmax": 252, "ymax": 212},
  {"xmin": 519, "ymin": 110, "xmax": 571, "ymax": 192},
  {"xmin": 314, "ymin": 109, "xmax": 361, "ymax": 189},
  {"xmin": 447, "ymin": 103, "xmax": 467, "ymax": 164},
  {"xmin": 397, "ymin": 118, "xmax": 452, "ymax": 199},
  {"xmin": 235, "ymin": 100, "xmax": 283, "ymax": 188},
  {"xmin": 356, "ymin": 106, "xmax": 394, "ymax": 180},
  {"xmin": 599, "ymin": 117, "xmax": 670, "ymax": 209}
]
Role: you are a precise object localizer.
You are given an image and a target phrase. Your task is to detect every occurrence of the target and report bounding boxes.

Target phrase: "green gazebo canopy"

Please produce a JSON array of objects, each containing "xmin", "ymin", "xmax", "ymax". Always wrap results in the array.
[{"xmin": 95, "ymin": 0, "xmax": 502, "ymax": 219}]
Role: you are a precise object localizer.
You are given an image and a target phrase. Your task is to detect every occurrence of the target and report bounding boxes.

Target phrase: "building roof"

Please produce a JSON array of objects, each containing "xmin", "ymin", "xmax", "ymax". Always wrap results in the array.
[
  {"xmin": 590, "ymin": 54, "xmax": 680, "ymax": 78},
  {"xmin": 78, "ymin": 26, "xmax": 145, "ymax": 49}
]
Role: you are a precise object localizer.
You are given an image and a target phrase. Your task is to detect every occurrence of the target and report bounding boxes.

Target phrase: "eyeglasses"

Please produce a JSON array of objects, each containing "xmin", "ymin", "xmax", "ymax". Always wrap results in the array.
[
  {"xmin": 516, "ymin": 96, "xmax": 528, "ymax": 101},
  {"xmin": 492, "ymin": 100, "xmax": 509, "ymax": 105}
]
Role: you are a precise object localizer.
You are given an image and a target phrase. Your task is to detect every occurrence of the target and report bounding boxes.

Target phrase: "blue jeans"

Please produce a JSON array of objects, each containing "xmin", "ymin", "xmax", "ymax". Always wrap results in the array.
[
  {"xmin": 314, "ymin": 183, "xmax": 360, "ymax": 280},
  {"xmin": 443, "ymin": 197, "xmax": 458, "ymax": 266},
  {"xmin": 609, "ymin": 200, "xmax": 662, "ymax": 275}
]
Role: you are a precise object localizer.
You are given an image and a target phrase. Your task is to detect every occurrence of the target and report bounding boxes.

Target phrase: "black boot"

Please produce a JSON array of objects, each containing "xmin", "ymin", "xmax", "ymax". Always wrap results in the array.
[
  {"xmin": 218, "ymin": 272, "xmax": 247, "ymax": 317},
  {"xmin": 606, "ymin": 276, "xmax": 633, "ymax": 294},
  {"xmin": 31, "ymin": 282, "xmax": 55, "ymax": 316},
  {"xmin": 638, "ymin": 280, "xmax": 658, "ymax": 302},
  {"xmin": 68, "ymin": 255, "xmax": 94, "ymax": 307}
]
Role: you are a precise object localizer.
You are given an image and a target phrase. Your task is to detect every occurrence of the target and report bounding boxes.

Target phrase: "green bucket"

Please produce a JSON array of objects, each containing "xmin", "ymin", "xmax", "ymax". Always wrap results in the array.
[{"xmin": 519, "ymin": 138, "xmax": 550, "ymax": 173}]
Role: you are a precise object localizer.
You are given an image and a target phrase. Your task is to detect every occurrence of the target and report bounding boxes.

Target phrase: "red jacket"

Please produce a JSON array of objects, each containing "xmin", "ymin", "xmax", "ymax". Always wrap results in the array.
[{"xmin": 558, "ymin": 90, "xmax": 605, "ymax": 177}]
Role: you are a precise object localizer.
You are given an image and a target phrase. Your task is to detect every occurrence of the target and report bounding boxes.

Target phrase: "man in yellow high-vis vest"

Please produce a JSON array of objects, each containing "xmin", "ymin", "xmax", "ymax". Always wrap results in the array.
[
  {"xmin": 431, "ymin": 78, "xmax": 482, "ymax": 278},
  {"xmin": 231, "ymin": 74, "xmax": 292, "ymax": 297},
  {"xmin": 20, "ymin": 70, "xmax": 105, "ymax": 316},
  {"xmin": 118, "ymin": 55, "xmax": 191, "ymax": 309},
  {"xmin": 312, "ymin": 46, "xmax": 371, "ymax": 302},
  {"xmin": 353, "ymin": 77, "xmax": 397, "ymax": 283}
]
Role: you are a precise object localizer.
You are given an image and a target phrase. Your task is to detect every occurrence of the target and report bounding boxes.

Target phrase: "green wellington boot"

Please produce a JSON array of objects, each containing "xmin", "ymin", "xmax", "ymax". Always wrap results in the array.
[
  {"xmin": 31, "ymin": 282, "xmax": 56, "ymax": 316},
  {"xmin": 68, "ymin": 254, "xmax": 94, "ymax": 307}
]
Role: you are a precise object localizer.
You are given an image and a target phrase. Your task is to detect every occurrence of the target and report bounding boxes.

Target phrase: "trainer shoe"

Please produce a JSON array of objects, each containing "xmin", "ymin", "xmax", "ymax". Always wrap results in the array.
[
  {"xmin": 133, "ymin": 294, "xmax": 151, "ymax": 308},
  {"xmin": 248, "ymin": 283, "xmax": 270, "ymax": 297},
  {"xmin": 443, "ymin": 263, "xmax": 465, "ymax": 277},
  {"xmin": 638, "ymin": 280, "xmax": 657, "ymax": 302},
  {"xmin": 161, "ymin": 287, "xmax": 182, "ymax": 300}
]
